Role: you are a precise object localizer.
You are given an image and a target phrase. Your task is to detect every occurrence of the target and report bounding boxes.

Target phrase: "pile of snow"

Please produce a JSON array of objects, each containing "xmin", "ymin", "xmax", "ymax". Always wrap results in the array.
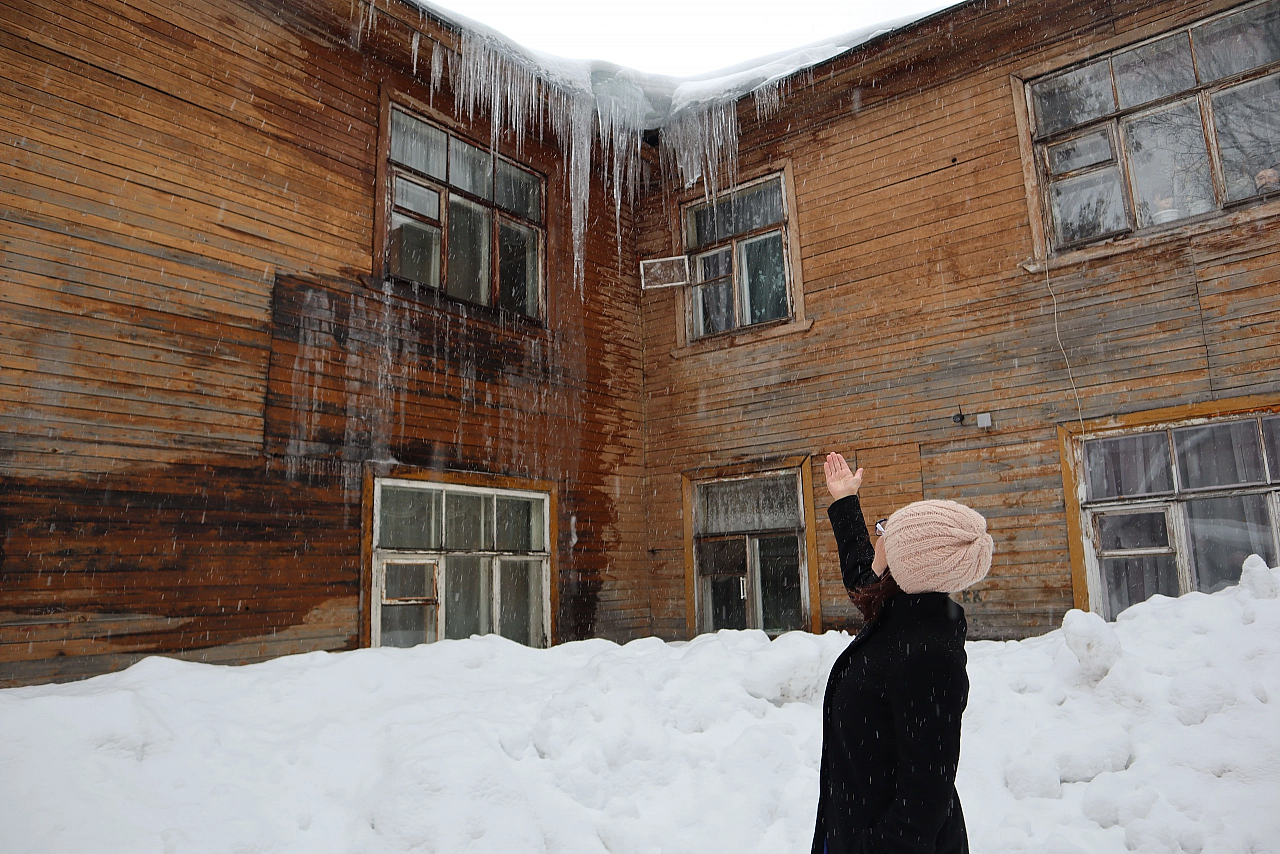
[{"xmin": 2, "ymin": 558, "xmax": 1279, "ymax": 854}]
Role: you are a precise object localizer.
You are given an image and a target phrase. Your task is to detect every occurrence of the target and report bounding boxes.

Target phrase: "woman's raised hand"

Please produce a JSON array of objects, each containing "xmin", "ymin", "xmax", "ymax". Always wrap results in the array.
[{"xmin": 824, "ymin": 452, "xmax": 864, "ymax": 501}]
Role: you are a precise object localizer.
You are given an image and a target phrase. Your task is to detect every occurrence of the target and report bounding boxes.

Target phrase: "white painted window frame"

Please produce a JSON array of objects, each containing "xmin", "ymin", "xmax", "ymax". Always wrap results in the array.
[{"xmin": 371, "ymin": 477, "xmax": 552, "ymax": 647}]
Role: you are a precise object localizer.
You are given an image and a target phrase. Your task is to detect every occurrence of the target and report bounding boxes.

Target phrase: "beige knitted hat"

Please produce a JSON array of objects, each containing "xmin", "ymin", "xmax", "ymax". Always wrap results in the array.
[{"xmin": 882, "ymin": 500, "xmax": 993, "ymax": 594}]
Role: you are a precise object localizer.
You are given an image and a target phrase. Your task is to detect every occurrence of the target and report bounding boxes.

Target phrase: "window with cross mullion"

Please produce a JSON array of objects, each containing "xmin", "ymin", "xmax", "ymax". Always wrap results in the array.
[
  {"xmin": 386, "ymin": 106, "xmax": 544, "ymax": 318},
  {"xmin": 684, "ymin": 175, "xmax": 791, "ymax": 339},
  {"xmin": 1028, "ymin": 0, "xmax": 1280, "ymax": 250}
]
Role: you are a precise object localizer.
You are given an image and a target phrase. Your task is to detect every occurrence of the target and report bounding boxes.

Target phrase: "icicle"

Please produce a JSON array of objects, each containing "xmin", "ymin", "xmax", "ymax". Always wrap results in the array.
[
  {"xmin": 753, "ymin": 79, "xmax": 785, "ymax": 124},
  {"xmin": 411, "ymin": 31, "xmax": 420, "ymax": 77},
  {"xmin": 659, "ymin": 101, "xmax": 738, "ymax": 199}
]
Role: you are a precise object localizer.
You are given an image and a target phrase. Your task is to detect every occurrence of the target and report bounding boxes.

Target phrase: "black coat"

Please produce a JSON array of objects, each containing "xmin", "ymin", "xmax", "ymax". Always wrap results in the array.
[{"xmin": 811, "ymin": 495, "xmax": 970, "ymax": 854}]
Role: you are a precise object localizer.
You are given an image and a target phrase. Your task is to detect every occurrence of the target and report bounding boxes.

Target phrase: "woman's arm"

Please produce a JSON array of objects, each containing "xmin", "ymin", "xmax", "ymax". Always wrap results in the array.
[{"xmin": 824, "ymin": 454, "xmax": 876, "ymax": 591}]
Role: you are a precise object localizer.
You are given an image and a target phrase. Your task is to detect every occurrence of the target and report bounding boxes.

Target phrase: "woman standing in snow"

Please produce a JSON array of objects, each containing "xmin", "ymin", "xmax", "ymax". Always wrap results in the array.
[{"xmin": 812, "ymin": 453, "xmax": 992, "ymax": 854}]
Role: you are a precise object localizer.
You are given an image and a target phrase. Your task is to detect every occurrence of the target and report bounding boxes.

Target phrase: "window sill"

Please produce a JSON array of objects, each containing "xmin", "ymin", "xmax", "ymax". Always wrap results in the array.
[
  {"xmin": 374, "ymin": 276, "xmax": 548, "ymax": 334},
  {"xmin": 1021, "ymin": 198, "xmax": 1280, "ymax": 274},
  {"xmin": 670, "ymin": 316, "xmax": 814, "ymax": 359}
]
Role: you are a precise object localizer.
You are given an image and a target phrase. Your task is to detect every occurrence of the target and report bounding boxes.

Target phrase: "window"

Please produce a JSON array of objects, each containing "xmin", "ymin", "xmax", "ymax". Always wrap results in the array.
[
  {"xmin": 683, "ymin": 175, "xmax": 793, "ymax": 339},
  {"xmin": 692, "ymin": 471, "xmax": 810, "ymax": 635},
  {"xmin": 371, "ymin": 478, "xmax": 550, "ymax": 647},
  {"xmin": 1079, "ymin": 415, "xmax": 1280, "ymax": 618},
  {"xmin": 1027, "ymin": 0, "xmax": 1280, "ymax": 250},
  {"xmin": 385, "ymin": 106, "xmax": 544, "ymax": 318}
]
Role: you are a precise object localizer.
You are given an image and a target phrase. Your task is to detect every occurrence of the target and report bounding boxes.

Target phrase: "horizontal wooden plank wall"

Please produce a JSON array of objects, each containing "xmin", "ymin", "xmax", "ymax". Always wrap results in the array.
[
  {"xmin": 1, "ymin": 0, "xmax": 647, "ymax": 685},
  {"xmin": 637, "ymin": 0, "xmax": 1280, "ymax": 640}
]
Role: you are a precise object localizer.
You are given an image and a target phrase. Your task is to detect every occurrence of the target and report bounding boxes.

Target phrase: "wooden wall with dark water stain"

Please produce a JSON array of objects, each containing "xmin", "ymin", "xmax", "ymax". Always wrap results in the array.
[
  {"xmin": 637, "ymin": 0, "xmax": 1280, "ymax": 640},
  {"xmin": 0, "ymin": 0, "xmax": 646, "ymax": 685}
]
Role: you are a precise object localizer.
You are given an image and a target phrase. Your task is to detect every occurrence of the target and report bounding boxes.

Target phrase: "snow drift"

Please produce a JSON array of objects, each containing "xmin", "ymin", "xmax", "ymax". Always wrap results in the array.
[{"xmin": 2, "ymin": 558, "xmax": 1278, "ymax": 854}]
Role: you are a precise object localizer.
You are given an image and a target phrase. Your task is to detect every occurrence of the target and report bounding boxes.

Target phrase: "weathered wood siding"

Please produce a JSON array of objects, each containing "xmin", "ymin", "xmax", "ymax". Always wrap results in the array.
[
  {"xmin": 637, "ymin": 0, "xmax": 1280, "ymax": 639},
  {"xmin": 1, "ymin": 0, "xmax": 646, "ymax": 685}
]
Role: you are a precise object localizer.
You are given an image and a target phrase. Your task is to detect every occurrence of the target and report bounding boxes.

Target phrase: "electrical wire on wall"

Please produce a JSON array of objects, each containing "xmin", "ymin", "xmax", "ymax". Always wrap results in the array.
[{"xmin": 1046, "ymin": 264, "xmax": 1086, "ymax": 440}]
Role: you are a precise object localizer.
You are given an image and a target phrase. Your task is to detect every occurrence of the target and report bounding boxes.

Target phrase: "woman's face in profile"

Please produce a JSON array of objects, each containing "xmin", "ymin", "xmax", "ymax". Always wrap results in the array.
[{"xmin": 872, "ymin": 535, "xmax": 888, "ymax": 576}]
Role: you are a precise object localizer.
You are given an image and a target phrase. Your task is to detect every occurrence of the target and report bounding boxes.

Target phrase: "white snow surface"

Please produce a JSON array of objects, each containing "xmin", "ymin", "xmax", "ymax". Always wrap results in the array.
[
  {"xmin": 415, "ymin": 0, "xmax": 959, "ymax": 125},
  {"xmin": 3, "ymin": 560, "xmax": 1279, "ymax": 854}
]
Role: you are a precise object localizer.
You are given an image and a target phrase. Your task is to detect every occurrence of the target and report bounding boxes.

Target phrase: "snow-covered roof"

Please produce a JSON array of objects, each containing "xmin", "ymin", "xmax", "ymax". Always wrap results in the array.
[
  {"xmin": 414, "ymin": 0, "xmax": 965, "ymax": 129},
  {"xmin": 403, "ymin": 0, "xmax": 969, "ymax": 283}
]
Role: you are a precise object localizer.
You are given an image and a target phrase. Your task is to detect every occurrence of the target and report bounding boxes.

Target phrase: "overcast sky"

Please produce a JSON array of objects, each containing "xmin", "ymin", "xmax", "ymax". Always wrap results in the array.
[{"xmin": 427, "ymin": 0, "xmax": 957, "ymax": 77}]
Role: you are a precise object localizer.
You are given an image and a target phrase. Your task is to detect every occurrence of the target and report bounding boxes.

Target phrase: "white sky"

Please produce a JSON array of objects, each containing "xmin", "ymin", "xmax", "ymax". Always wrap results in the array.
[{"xmin": 427, "ymin": 0, "xmax": 956, "ymax": 77}]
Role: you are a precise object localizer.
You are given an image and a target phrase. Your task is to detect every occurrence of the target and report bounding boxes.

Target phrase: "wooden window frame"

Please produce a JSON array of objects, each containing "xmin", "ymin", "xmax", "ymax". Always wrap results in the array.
[
  {"xmin": 374, "ymin": 91, "xmax": 547, "ymax": 321},
  {"xmin": 680, "ymin": 455, "xmax": 822, "ymax": 637},
  {"xmin": 668, "ymin": 164, "xmax": 810, "ymax": 353},
  {"xmin": 1058, "ymin": 394, "xmax": 1280, "ymax": 619},
  {"xmin": 1014, "ymin": 0, "xmax": 1280, "ymax": 264},
  {"xmin": 360, "ymin": 466, "xmax": 558, "ymax": 648}
]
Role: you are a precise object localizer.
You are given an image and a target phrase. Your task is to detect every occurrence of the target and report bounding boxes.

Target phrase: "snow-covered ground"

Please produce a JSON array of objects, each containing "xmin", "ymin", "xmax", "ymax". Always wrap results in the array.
[{"xmin": 3, "ymin": 558, "xmax": 1278, "ymax": 854}]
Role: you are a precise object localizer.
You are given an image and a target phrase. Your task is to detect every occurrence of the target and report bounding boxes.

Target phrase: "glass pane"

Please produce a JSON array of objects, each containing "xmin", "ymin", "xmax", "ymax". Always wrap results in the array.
[
  {"xmin": 496, "ymin": 497, "xmax": 545, "ymax": 551},
  {"xmin": 1174, "ymin": 421, "xmax": 1266, "ymax": 489},
  {"xmin": 1050, "ymin": 166, "xmax": 1127, "ymax": 246},
  {"xmin": 385, "ymin": 562, "xmax": 434, "ymax": 599},
  {"xmin": 696, "ymin": 537, "xmax": 747, "ymax": 576},
  {"xmin": 495, "ymin": 159, "xmax": 541, "ymax": 222},
  {"xmin": 686, "ymin": 179, "xmax": 785, "ymax": 249},
  {"xmin": 444, "ymin": 555, "xmax": 490, "ymax": 639},
  {"xmin": 378, "ymin": 486, "xmax": 443, "ymax": 549},
  {"xmin": 448, "ymin": 136, "xmax": 493, "ymax": 200},
  {"xmin": 1211, "ymin": 73, "xmax": 1280, "ymax": 202},
  {"xmin": 498, "ymin": 559, "xmax": 544, "ymax": 647},
  {"xmin": 1085, "ymin": 433, "xmax": 1174, "ymax": 500},
  {"xmin": 380, "ymin": 603, "xmax": 437, "ymax": 648},
  {"xmin": 1113, "ymin": 33, "xmax": 1197, "ymax": 109},
  {"xmin": 394, "ymin": 176, "xmax": 440, "ymax": 220},
  {"xmin": 497, "ymin": 219, "xmax": 539, "ymax": 317},
  {"xmin": 1101, "ymin": 555, "xmax": 1179, "ymax": 617},
  {"xmin": 1187, "ymin": 494, "xmax": 1276, "ymax": 592},
  {"xmin": 1264, "ymin": 416, "xmax": 1280, "ymax": 482},
  {"xmin": 1030, "ymin": 60, "xmax": 1116, "ymax": 137},
  {"xmin": 1192, "ymin": 0, "xmax": 1280, "ymax": 82},
  {"xmin": 694, "ymin": 279, "xmax": 734, "ymax": 338},
  {"xmin": 708, "ymin": 576, "xmax": 747, "ymax": 630},
  {"xmin": 759, "ymin": 535, "xmax": 804, "ymax": 634},
  {"xmin": 447, "ymin": 196, "xmax": 491, "ymax": 305},
  {"xmin": 445, "ymin": 491, "xmax": 491, "ymax": 550},
  {"xmin": 389, "ymin": 214, "xmax": 441, "ymax": 288},
  {"xmin": 390, "ymin": 108, "xmax": 446, "ymax": 179},
  {"xmin": 695, "ymin": 247, "xmax": 731, "ymax": 282},
  {"xmin": 1123, "ymin": 98, "xmax": 1215, "ymax": 227},
  {"xmin": 1097, "ymin": 512, "xmax": 1169, "ymax": 551},
  {"xmin": 1048, "ymin": 129, "xmax": 1113, "ymax": 175},
  {"xmin": 698, "ymin": 474, "xmax": 800, "ymax": 534},
  {"xmin": 738, "ymin": 231, "xmax": 788, "ymax": 325}
]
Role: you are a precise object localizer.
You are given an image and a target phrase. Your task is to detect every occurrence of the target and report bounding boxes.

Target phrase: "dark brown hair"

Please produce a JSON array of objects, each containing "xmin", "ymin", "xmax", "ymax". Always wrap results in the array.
[{"xmin": 848, "ymin": 571, "xmax": 900, "ymax": 623}]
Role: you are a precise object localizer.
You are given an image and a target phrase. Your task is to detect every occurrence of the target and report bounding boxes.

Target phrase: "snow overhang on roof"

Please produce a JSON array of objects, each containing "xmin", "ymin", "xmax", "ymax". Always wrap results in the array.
[{"xmin": 404, "ymin": 0, "xmax": 967, "ymax": 285}]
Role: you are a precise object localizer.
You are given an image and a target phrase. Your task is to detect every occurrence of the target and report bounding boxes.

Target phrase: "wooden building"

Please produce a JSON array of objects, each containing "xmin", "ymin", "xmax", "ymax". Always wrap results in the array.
[{"xmin": 3, "ymin": 0, "xmax": 1279, "ymax": 686}]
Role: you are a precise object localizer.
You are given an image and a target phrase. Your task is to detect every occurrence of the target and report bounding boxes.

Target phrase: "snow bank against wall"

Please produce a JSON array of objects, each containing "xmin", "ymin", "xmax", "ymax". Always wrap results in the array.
[{"xmin": 2, "ymin": 559, "xmax": 1278, "ymax": 854}]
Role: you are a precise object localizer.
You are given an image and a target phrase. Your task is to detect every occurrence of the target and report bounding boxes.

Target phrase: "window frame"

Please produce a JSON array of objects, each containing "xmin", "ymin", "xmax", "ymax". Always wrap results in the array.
[
  {"xmin": 674, "ymin": 168, "xmax": 807, "ymax": 346},
  {"xmin": 376, "ymin": 95, "xmax": 547, "ymax": 321},
  {"xmin": 1060, "ymin": 399, "xmax": 1280, "ymax": 620},
  {"xmin": 362, "ymin": 469, "xmax": 557, "ymax": 649},
  {"xmin": 680, "ymin": 457, "xmax": 821, "ymax": 637},
  {"xmin": 1020, "ymin": 0, "xmax": 1280, "ymax": 256}
]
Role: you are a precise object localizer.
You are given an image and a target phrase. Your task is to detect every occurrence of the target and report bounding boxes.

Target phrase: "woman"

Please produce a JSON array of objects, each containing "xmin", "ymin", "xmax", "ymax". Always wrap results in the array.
[{"xmin": 812, "ymin": 453, "xmax": 993, "ymax": 854}]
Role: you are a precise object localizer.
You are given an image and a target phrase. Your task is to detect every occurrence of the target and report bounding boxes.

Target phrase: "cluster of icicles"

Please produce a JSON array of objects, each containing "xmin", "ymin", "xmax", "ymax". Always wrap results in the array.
[{"xmin": 360, "ymin": 1, "xmax": 798, "ymax": 287}]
